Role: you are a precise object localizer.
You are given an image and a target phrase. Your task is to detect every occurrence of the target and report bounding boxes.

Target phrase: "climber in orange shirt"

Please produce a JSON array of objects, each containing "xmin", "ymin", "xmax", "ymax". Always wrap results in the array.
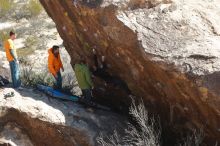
[{"xmin": 48, "ymin": 45, "xmax": 64, "ymax": 89}]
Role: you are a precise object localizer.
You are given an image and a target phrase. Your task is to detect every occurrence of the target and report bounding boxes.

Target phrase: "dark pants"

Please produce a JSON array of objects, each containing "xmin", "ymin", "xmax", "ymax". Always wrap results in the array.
[
  {"xmin": 9, "ymin": 61, "xmax": 21, "ymax": 88},
  {"xmin": 55, "ymin": 71, "xmax": 62, "ymax": 89},
  {"xmin": 82, "ymin": 89, "xmax": 92, "ymax": 101}
]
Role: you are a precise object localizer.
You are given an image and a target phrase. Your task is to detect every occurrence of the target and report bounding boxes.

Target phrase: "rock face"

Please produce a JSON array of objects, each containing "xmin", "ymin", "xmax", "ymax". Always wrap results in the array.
[
  {"xmin": 39, "ymin": 0, "xmax": 220, "ymax": 145},
  {"xmin": 0, "ymin": 88, "xmax": 126, "ymax": 146}
]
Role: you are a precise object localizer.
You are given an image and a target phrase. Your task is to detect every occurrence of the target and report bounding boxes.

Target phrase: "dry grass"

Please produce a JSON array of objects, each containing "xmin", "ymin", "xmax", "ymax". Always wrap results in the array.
[
  {"xmin": 0, "ymin": 0, "xmax": 14, "ymax": 18},
  {"xmin": 27, "ymin": 0, "xmax": 43, "ymax": 18},
  {"xmin": 97, "ymin": 99, "xmax": 161, "ymax": 146},
  {"xmin": 20, "ymin": 65, "xmax": 54, "ymax": 87},
  {"xmin": 179, "ymin": 129, "xmax": 204, "ymax": 146},
  {"xmin": 12, "ymin": 0, "xmax": 43, "ymax": 20},
  {"xmin": 20, "ymin": 64, "xmax": 77, "ymax": 95},
  {"xmin": 97, "ymin": 98, "xmax": 204, "ymax": 146}
]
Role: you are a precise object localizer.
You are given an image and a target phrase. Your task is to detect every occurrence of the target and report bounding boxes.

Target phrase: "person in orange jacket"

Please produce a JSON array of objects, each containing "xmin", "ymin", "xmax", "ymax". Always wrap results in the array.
[{"xmin": 48, "ymin": 45, "xmax": 64, "ymax": 89}]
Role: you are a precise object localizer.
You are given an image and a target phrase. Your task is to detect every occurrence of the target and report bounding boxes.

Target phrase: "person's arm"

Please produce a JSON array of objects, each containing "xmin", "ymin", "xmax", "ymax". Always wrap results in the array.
[
  {"xmin": 101, "ymin": 56, "xmax": 108, "ymax": 71},
  {"xmin": 58, "ymin": 54, "xmax": 64, "ymax": 71},
  {"xmin": 10, "ymin": 49, "xmax": 17, "ymax": 61},
  {"xmin": 48, "ymin": 55, "xmax": 57, "ymax": 77},
  {"xmin": 94, "ymin": 54, "xmax": 99, "ymax": 68},
  {"xmin": 85, "ymin": 67, "xmax": 94, "ymax": 87}
]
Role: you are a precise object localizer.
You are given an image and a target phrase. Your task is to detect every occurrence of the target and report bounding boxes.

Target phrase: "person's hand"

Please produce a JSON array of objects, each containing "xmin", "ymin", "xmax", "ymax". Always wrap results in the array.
[
  {"xmin": 54, "ymin": 74, "xmax": 58, "ymax": 79},
  {"xmin": 101, "ymin": 56, "xmax": 105, "ymax": 62},
  {"xmin": 93, "ymin": 49, "xmax": 96, "ymax": 54}
]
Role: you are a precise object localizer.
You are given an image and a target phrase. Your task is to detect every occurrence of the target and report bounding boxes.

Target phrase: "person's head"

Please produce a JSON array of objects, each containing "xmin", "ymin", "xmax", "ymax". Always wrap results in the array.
[
  {"xmin": 9, "ymin": 31, "xmax": 16, "ymax": 40},
  {"xmin": 52, "ymin": 45, "xmax": 60, "ymax": 56}
]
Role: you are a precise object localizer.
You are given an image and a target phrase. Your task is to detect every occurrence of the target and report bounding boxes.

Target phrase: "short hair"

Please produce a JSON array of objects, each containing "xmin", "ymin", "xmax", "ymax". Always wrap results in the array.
[
  {"xmin": 9, "ymin": 31, "xmax": 15, "ymax": 36},
  {"xmin": 52, "ymin": 45, "xmax": 59, "ymax": 53}
]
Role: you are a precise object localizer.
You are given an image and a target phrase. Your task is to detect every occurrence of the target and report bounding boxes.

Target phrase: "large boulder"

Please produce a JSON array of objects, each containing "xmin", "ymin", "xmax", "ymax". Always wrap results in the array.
[
  {"xmin": 39, "ymin": 0, "xmax": 220, "ymax": 145},
  {"xmin": 0, "ymin": 88, "xmax": 126, "ymax": 146}
]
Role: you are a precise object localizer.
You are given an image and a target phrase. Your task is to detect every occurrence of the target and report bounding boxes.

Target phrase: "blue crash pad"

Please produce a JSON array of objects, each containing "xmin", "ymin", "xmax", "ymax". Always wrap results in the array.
[{"xmin": 37, "ymin": 84, "xmax": 79, "ymax": 102}]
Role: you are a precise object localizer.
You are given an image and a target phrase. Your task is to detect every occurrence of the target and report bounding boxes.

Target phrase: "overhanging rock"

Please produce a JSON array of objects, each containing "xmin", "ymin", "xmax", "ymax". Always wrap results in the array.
[{"xmin": 39, "ymin": 0, "xmax": 220, "ymax": 144}]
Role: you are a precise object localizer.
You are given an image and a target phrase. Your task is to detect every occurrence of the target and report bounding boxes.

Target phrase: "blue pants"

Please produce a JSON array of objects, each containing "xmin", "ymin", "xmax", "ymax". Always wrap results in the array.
[
  {"xmin": 55, "ymin": 71, "xmax": 62, "ymax": 89},
  {"xmin": 9, "ymin": 61, "xmax": 21, "ymax": 88}
]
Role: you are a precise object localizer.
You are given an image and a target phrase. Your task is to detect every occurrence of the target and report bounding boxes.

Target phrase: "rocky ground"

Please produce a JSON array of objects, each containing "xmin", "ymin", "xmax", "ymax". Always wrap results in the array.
[
  {"xmin": 0, "ymin": 87, "xmax": 127, "ymax": 146},
  {"xmin": 0, "ymin": 123, "xmax": 34, "ymax": 146}
]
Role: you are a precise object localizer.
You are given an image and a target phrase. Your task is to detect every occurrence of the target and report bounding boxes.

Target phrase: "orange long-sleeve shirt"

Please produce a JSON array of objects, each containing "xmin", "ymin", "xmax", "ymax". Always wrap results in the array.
[
  {"xmin": 48, "ymin": 48, "xmax": 63, "ymax": 76},
  {"xmin": 4, "ymin": 39, "xmax": 16, "ymax": 62}
]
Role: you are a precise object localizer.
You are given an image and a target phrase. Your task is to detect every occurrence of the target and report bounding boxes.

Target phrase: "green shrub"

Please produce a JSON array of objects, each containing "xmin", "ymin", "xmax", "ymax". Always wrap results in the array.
[
  {"xmin": 24, "ymin": 36, "xmax": 39, "ymax": 48},
  {"xmin": 0, "ymin": 30, "xmax": 9, "ymax": 43},
  {"xmin": 20, "ymin": 65, "xmax": 76, "ymax": 95},
  {"xmin": 13, "ymin": 5, "xmax": 31, "ymax": 21},
  {"xmin": 20, "ymin": 65, "xmax": 54, "ymax": 87},
  {"xmin": 179, "ymin": 129, "xmax": 204, "ymax": 146},
  {"xmin": 0, "ymin": 0, "xmax": 14, "ymax": 18},
  {"xmin": 17, "ymin": 36, "xmax": 39, "ymax": 57},
  {"xmin": 97, "ymin": 99, "xmax": 161, "ymax": 146},
  {"xmin": 27, "ymin": 0, "xmax": 43, "ymax": 18},
  {"xmin": 97, "ymin": 98, "xmax": 204, "ymax": 146}
]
